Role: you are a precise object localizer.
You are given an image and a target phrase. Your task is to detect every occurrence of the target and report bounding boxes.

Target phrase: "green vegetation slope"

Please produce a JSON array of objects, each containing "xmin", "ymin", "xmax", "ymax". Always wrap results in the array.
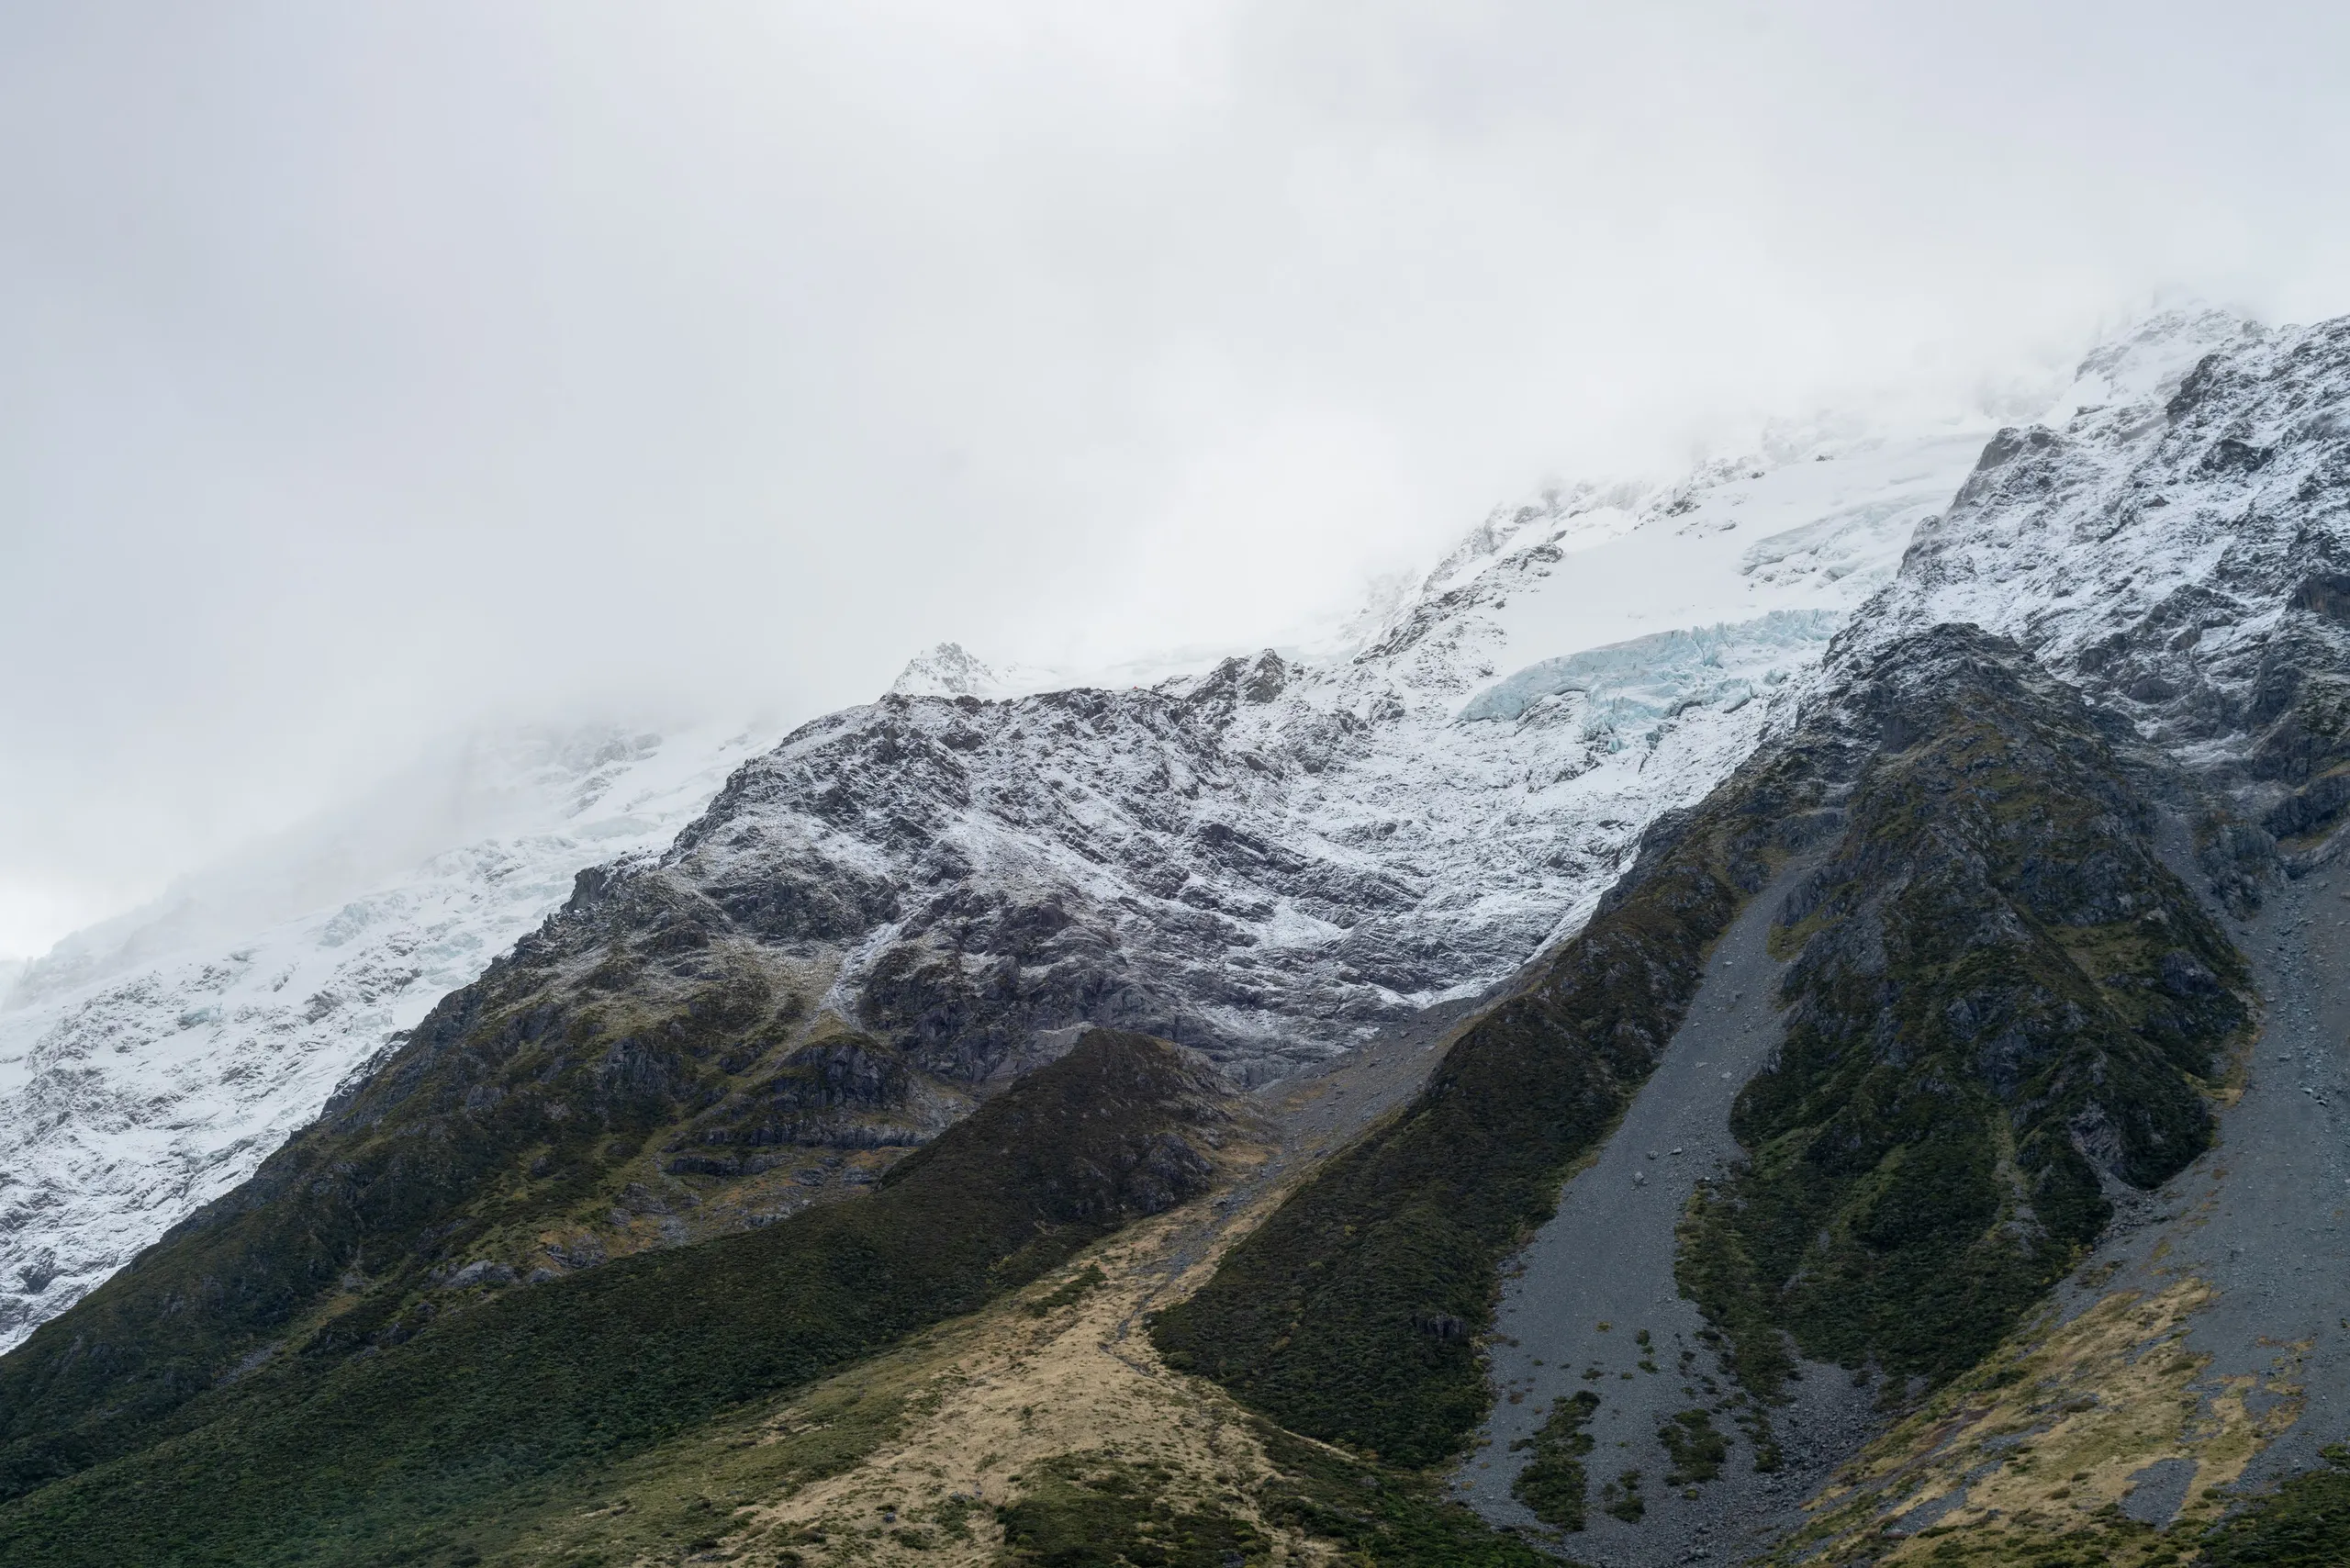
[
  {"xmin": 0, "ymin": 1031, "xmax": 1227, "ymax": 1567},
  {"xmin": 1682, "ymin": 630, "xmax": 2249, "ymax": 1392},
  {"xmin": 0, "ymin": 865, "xmax": 970, "ymax": 1503}
]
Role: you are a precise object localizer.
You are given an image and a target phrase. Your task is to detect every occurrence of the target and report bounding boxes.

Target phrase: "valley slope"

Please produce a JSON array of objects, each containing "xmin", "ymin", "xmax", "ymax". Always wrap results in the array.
[{"xmin": 1164, "ymin": 306, "xmax": 2350, "ymax": 1563}]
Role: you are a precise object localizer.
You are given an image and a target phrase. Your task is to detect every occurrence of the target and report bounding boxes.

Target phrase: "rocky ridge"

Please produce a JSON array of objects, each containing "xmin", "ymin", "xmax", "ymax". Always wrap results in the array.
[{"xmin": 590, "ymin": 420, "xmax": 1996, "ymax": 1092}]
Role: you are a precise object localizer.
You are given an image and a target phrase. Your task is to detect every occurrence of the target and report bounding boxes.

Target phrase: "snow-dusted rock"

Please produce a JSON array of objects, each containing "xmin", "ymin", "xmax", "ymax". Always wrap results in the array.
[
  {"xmin": 1851, "ymin": 308, "xmax": 2350, "ymax": 873},
  {"xmin": 581, "ymin": 411, "xmax": 2002, "ymax": 1097},
  {"xmin": 888, "ymin": 643, "xmax": 1062, "ymax": 701}
]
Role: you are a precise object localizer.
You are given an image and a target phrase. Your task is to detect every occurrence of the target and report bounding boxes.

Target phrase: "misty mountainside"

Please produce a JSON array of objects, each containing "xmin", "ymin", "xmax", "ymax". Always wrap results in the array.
[
  {"xmin": 0, "ymin": 392, "xmax": 1996, "ymax": 1355},
  {"xmin": 691, "ymin": 415, "xmax": 1992, "ymax": 1092},
  {"xmin": 11, "ymin": 306, "xmax": 2350, "ymax": 1568},
  {"xmin": 0, "ymin": 722, "xmax": 778, "ymax": 1352},
  {"xmin": 0, "ymin": 393, "xmax": 1979, "ymax": 1491}
]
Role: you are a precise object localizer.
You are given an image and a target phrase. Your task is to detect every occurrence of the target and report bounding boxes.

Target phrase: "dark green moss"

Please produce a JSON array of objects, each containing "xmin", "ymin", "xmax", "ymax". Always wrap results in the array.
[
  {"xmin": 1509, "ymin": 1390, "xmax": 1599, "ymax": 1530},
  {"xmin": 1597, "ymin": 1468, "xmax": 1644, "ymax": 1523},
  {"xmin": 1248, "ymin": 1420, "xmax": 1557, "ymax": 1568},
  {"xmin": 1676, "ymin": 1193, "xmax": 1797, "ymax": 1401},
  {"xmin": 1657, "ymin": 1409, "xmax": 1726, "ymax": 1487},
  {"xmin": 1029, "ymin": 1264, "xmax": 1110, "ymax": 1316}
]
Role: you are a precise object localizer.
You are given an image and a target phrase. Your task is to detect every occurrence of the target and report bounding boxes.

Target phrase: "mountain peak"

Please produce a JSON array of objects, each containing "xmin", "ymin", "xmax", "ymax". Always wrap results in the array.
[{"xmin": 888, "ymin": 642, "xmax": 1019, "ymax": 700}]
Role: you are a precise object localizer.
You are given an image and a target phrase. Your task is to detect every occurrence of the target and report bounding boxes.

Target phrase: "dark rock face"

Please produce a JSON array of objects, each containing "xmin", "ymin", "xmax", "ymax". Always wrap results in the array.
[
  {"xmin": 663, "ymin": 1027, "xmax": 947, "ymax": 1172},
  {"xmin": 1767, "ymin": 630, "xmax": 2246, "ymax": 1213}
]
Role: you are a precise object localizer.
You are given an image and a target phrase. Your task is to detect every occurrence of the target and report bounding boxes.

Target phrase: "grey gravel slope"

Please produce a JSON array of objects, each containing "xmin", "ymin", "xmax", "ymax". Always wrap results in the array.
[{"xmin": 1454, "ymin": 857, "xmax": 1878, "ymax": 1565}]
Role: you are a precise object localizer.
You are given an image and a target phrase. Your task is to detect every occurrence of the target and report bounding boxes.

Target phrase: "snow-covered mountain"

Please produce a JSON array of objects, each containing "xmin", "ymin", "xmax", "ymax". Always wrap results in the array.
[
  {"xmin": 0, "ymin": 724, "xmax": 774, "ymax": 1349},
  {"xmin": 553, "ymin": 409, "xmax": 2009, "ymax": 1102},
  {"xmin": 8, "ymin": 302, "xmax": 2350, "ymax": 1568},
  {"xmin": 6, "ymin": 311, "xmax": 2243, "ymax": 1354}
]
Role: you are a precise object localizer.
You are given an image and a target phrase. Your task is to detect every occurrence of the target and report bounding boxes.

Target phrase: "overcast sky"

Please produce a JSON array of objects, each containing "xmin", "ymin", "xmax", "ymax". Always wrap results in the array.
[{"xmin": 5, "ymin": 0, "xmax": 2347, "ymax": 956}]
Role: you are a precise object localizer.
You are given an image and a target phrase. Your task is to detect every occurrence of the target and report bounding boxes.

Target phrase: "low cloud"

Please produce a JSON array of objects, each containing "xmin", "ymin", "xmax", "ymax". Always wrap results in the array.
[{"xmin": 4, "ymin": 0, "xmax": 2345, "ymax": 951}]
